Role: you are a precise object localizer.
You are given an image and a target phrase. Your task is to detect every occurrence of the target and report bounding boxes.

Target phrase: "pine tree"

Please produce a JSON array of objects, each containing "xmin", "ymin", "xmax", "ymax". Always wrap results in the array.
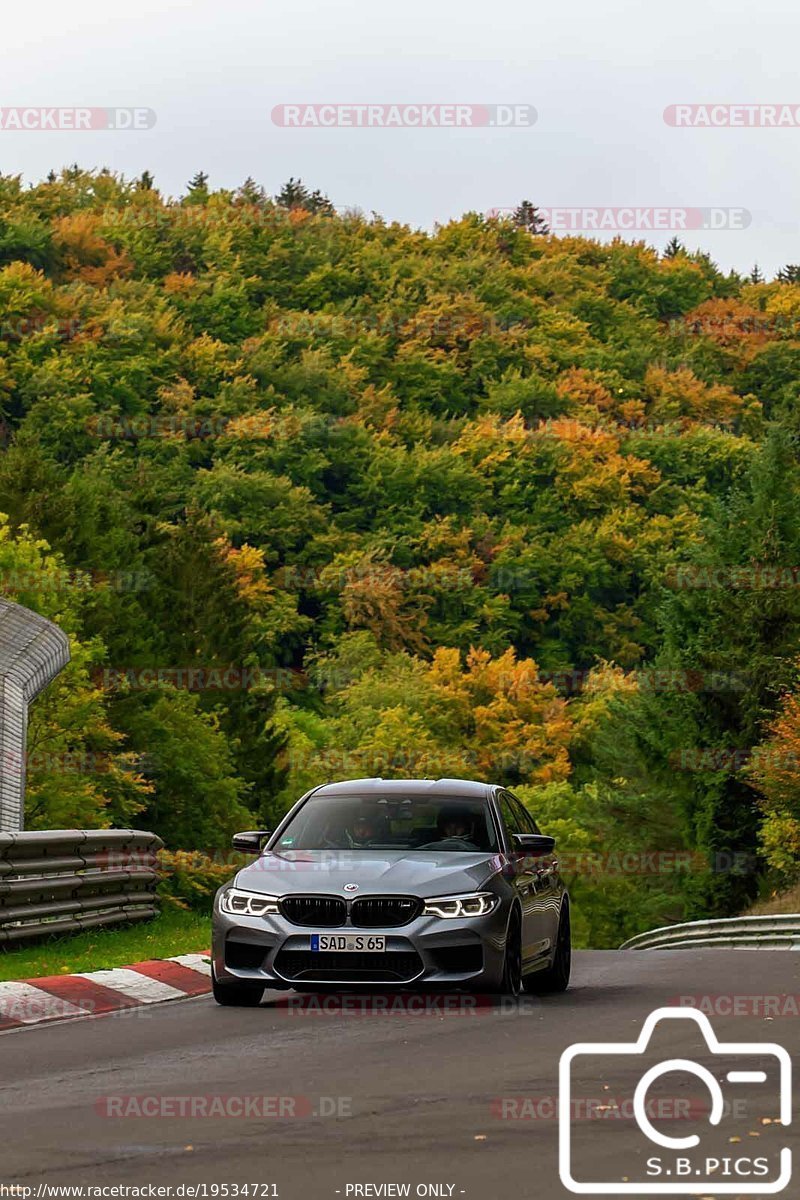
[
  {"xmin": 663, "ymin": 236, "xmax": 685, "ymax": 259},
  {"xmin": 749, "ymin": 264, "xmax": 764, "ymax": 283},
  {"xmin": 777, "ymin": 264, "xmax": 800, "ymax": 283},
  {"xmin": 236, "ymin": 177, "xmax": 266, "ymax": 205},
  {"xmin": 511, "ymin": 200, "xmax": 549, "ymax": 234},
  {"xmin": 137, "ymin": 170, "xmax": 155, "ymax": 191},
  {"xmin": 186, "ymin": 171, "xmax": 209, "ymax": 197},
  {"xmin": 275, "ymin": 177, "xmax": 334, "ymax": 215},
  {"xmin": 275, "ymin": 178, "xmax": 308, "ymax": 209},
  {"xmin": 307, "ymin": 188, "xmax": 335, "ymax": 216}
]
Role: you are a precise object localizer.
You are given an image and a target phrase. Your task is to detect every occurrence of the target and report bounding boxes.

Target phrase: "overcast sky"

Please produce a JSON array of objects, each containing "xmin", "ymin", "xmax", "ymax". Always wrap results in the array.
[{"xmin": 2, "ymin": 0, "xmax": 797, "ymax": 276}]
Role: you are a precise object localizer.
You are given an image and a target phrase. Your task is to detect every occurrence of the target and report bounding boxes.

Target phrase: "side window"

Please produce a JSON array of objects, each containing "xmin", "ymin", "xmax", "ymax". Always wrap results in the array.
[
  {"xmin": 497, "ymin": 792, "xmax": 521, "ymax": 843},
  {"xmin": 508, "ymin": 792, "xmax": 540, "ymax": 835}
]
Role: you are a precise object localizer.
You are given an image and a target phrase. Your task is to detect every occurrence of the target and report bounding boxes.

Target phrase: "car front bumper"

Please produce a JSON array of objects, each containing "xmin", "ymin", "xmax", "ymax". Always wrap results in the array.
[{"xmin": 212, "ymin": 903, "xmax": 510, "ymax": 990}]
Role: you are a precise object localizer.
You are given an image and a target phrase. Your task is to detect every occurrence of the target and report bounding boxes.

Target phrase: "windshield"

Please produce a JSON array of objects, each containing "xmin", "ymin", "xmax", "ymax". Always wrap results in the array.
[{"xmin": 274, "ymin": 793, "xmax": 499, "ymax": 853}]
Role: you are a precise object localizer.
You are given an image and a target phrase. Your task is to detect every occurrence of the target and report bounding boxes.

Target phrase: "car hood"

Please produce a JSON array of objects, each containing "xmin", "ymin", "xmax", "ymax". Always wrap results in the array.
[{"xmin": 234, "ymin": 848, "xmax": 503, "ymax": 898}]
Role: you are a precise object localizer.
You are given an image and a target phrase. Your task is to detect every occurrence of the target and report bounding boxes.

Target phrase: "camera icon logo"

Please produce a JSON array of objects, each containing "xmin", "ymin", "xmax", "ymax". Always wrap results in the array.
[{"xmin": 559, "ymin": 1006, "xmax": 791, "ymax": 1194}]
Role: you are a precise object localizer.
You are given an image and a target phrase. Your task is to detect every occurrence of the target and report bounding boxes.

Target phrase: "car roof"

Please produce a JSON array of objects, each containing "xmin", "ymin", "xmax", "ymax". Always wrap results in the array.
[{"xmin": 310, "ymin": 777, "xmax": 495, "ymax": 799}]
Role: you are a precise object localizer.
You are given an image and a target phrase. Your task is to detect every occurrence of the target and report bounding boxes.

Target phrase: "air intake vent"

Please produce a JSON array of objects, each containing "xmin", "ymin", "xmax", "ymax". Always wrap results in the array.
[
  {"xmin": 274, "ymin": 948, "xmax": 423, "ymax": 983},
  {"xmin": 225, "ymin": 940, "xmax": 267, "ymax": 970}
]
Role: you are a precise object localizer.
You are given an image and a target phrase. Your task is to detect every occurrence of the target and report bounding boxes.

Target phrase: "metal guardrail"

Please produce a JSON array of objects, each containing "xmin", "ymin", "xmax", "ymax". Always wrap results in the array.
[
  {"xmin": 0, "ymin": 829, "xmax": 164, "ymax": 944},
  {"xmin": 0, "ymin": 599, "xmax": 71, "ymax": 833},
  {"xmin": 621, "ymin": 914, "xmax": 800, "ymax": 951}
]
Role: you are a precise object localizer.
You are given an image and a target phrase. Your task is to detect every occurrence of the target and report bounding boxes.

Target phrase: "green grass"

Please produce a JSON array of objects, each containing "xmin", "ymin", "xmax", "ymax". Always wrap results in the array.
[
  {"xmin": 747, "ymin": 885, "xmax": 800, "ymax": 916},
  {"xmin": 0, "ymin": 906, "xmax": 210, "ymax": 982}
]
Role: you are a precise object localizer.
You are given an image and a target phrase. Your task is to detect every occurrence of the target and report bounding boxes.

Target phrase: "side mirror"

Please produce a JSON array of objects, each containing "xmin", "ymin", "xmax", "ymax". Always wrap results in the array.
[
  {"xmin": 512, "ymin": 833, "xmax": 556, "ymax": 854},
  {"xmin": 232, "ymin": 830, "xmax": 271, "ymax": 855}
]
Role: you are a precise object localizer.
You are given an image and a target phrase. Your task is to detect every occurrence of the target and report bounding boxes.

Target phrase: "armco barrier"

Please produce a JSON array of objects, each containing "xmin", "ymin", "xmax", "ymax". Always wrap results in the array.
[
  {"xmin": 0, "ymin": 829, "xmax": 163, "ymax": 944},
  {"xmin": 621, "ymin": 913, "xmax": 800, "ymax": 951},
  {"xmin": 0, "ymin": 599, "xmax": 71, "ymax": 833}
]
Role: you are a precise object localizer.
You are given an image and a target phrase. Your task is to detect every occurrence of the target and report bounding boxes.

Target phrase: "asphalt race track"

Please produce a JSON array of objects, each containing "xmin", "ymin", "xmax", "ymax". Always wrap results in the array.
[{"xmin": 2, "ymin": 950, "xmax": 799, "ymax": 1199}]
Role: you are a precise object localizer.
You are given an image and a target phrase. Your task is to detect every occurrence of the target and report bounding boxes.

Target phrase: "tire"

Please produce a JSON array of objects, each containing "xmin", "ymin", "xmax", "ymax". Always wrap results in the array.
[
  {"xmin": 491, "ymin": 909, "xmax": 522, "ymax": 996},
  {"xmin": 212, "ymin": 964, "xmax": 264, "ymax": 1007},
  {"xmin": 525, "ymin": 903, "xmax": 571, "ymax": 994}
]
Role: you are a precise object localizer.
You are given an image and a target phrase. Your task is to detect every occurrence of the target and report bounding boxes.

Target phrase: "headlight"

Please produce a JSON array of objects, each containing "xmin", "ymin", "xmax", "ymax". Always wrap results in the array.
[
  {"xmin": 423, "ymin": 891, "xmax": 499, "ymax": 919},
  {"xmin": 219, "ymin": 887, "xmax": 280, "ymax": 916}
]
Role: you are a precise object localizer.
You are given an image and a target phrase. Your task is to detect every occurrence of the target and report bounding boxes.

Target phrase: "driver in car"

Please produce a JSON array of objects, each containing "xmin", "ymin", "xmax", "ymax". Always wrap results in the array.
[
  {"xmin": 436, "ymin": 807, "xmax": 477, "ymax": 847},
  {"xmin": 346, "ymin": 812, "xmax": 381, "ymax": 847}
]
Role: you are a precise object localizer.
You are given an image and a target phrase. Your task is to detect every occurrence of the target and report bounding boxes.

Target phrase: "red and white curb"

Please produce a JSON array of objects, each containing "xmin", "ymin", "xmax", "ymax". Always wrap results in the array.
[{"xmin": 0, "ymin": 953, "xmax": 211, "ymax": 1031}]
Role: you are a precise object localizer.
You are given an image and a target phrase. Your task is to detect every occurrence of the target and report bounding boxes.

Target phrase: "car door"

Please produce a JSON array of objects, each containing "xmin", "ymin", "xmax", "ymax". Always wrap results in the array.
[
  {"xmin": 507, "ymin": 790, "xmax": 561, "ymax": 958},
  {"xmin": 495, "ymin": 790, "xmax": 550, "ymax": 968}
]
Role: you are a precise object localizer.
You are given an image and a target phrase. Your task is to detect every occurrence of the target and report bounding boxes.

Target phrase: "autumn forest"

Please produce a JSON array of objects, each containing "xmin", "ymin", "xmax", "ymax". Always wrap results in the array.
[{"xmin": 3, "ymin": 168, "xmax": 800, "ymax": 945}]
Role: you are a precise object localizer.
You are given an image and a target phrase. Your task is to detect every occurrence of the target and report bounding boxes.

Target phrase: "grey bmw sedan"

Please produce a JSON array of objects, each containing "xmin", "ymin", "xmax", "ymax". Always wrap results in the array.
[{"xmin": 211, "ymin": 777, "xmax": 570, "ymax": 1004}]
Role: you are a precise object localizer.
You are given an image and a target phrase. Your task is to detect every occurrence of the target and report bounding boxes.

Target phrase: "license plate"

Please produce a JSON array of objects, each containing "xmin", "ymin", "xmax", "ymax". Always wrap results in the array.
[{"xmin": 310, "ymin": 934, "xmax": 386, "ymax": 952}]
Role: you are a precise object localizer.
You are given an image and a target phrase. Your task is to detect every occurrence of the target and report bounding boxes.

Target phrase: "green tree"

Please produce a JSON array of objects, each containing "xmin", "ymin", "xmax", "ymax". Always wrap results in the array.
[
  {"xmin": 0, "ymin": 515, "xmax": 149, "ymax": 828},
  {"xmin": 114, "ymin": 687, "xmax": 253, "ymax": 849},
  {"xmin": 275, "ymin": 178, "xmax": 334, "ymax": 215},
  {"xmin": 663, "ymin": 236, "xmax": 685, "ymax": 259},
  {"xmin": 617, "ymin": 430, "xmax": 800, "ymax": 915},
  {"xmin": 512, "ymin": 200, "xmax": 549, "ymax": 234}
]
